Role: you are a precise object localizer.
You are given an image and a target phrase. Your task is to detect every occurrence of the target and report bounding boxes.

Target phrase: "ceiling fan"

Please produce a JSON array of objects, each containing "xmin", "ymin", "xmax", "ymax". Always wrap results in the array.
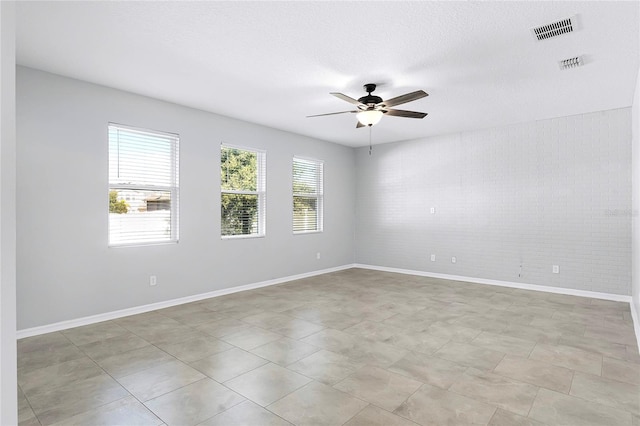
[{"xmin": 307, "ymin": 83, "xmax": 428, "ymax": 128}]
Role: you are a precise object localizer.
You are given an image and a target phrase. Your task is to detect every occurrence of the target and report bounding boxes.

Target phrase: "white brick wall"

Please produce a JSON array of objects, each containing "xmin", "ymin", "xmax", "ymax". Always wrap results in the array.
[{"xmin": 355, "ymin": 108, "xmax": 632, "ymax": 295}]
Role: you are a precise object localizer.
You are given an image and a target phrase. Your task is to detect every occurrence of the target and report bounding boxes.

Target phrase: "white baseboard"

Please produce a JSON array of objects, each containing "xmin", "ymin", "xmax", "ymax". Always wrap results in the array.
[
  {"xmin": 355, "ymin": 263, "xmax": 639, "ymax": 353},
  {"xmin": 354, "ymin": 263, "xmax": 632, "ymax": 302},
  {"xmin": 16, "ymin": 264, "xmax": 355, "ymax": 339}
]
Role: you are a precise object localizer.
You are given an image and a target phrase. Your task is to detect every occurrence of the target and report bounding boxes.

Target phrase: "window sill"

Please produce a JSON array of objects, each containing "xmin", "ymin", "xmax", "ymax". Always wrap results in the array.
[
  {"xmin": 109, "ymin": 240, "xmax": 179, "ymax": 248},
  {"xmin": 221, "ymin": 234, "xmax": 266, "ymax": 240}
]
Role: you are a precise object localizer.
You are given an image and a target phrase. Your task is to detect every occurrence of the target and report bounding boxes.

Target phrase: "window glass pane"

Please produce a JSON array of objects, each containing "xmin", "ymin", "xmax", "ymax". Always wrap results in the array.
[
  {"xmin": 293, "ymin": 157, "xmax": 323, "ymax": 233},
  {"xmin": 221, "ymin": 147, "xmax": 257, "ymax": 191},
  {"xmin": 108, "ymin": 124, "xmax": 179, "ymax": 246},
  {"xmin": 108, "ymin": 189, "xmax": 173, "ymax": 245},
  {"xmin": 220, "ymin": 145, "xmax": 265, "ymax": 238},
  {"xmin": 293, "ymin": 196, "xmax": 318, "ymax": 232},
  {"xmin": 293, "ymin": 159, "xmax": 318, "ymax": 195},
  {"xmin": 109, "ymin": 127, "xmax": 174, "ymax": 187},
  {"xmin": 221, "ymin": 193, "xmax": 259, "ymax": 236}
]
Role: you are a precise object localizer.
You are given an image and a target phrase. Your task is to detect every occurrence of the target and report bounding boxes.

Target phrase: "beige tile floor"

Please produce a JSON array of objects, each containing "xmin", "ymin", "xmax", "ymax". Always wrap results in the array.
[{"xmin": 17, "ymin": 268, "xmax": 640, "ymax": 426}]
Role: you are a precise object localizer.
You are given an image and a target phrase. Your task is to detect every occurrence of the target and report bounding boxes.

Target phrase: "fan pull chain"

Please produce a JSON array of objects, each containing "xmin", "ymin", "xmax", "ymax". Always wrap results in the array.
[{"xmin": 369, "ymin": 126, "xmax": 372, "ymax": 156}]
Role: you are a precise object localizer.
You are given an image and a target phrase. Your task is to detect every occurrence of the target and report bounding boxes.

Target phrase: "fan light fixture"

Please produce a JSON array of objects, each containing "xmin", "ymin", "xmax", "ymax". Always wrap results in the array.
[
  {"xmin": 306, "ymin": 83, "xmax": 428, "ymax": 129},
  {"xmin": 356, "ymin": 110, "xmax": 383, "ymax": 126}
]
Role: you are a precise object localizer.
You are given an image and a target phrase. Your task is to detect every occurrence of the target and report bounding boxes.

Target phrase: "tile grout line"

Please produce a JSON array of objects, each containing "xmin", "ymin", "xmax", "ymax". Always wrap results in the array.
[
  {"xmin": 20, "ymin": 335, "xmax": 144, "ymax": 426},
  {"xmin": 525, "ymin": 386, "xmax": 542, "ymax": 419},
  {"xmin": 69, "ymin": 325, "xmax": 215, "ymax": 425},
  {"xmin": 82, "ymin": 338, "xmax": 168, "ymax": 425},
  {"xmin": 18, "ymin": 383, "xmax": 42, "ymax": 426}
]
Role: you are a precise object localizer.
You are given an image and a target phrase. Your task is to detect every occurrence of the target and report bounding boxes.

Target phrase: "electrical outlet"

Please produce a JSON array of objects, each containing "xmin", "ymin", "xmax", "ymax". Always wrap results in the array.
[
  {"xmin": 430, "ymin": 254, "xmax": 436, "ymax": 262},
  {"xmin": 451, "ymin": 257, "xmax": 457, "ymax": 264},
  {"xmin": 430, "ymin": 207, "xmax": 436, "ymax": 214},
  {"xmin": 149, "ymin": 275, "xmax": 157, "ymax": 286},
  {"xmin": 552, "ymin": 265, "xmax": 559, "ymax": 274},
  {"xmin": 316, "ymin": 252, "xmax": 321, "ymax": 260}
]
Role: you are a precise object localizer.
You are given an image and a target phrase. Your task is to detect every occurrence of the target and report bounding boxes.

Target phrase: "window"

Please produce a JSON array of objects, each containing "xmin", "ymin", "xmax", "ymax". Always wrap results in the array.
[
  {"xmin": 108, "ymin": 124, "xmax": 179, "ymax": 246},
  {"xmin": 221, "ymin": 145, "xmax": 266, "ymax": 237},
  {"xmin": 293, "ymin": 157, "xmax": 323, "ymax": 233}
]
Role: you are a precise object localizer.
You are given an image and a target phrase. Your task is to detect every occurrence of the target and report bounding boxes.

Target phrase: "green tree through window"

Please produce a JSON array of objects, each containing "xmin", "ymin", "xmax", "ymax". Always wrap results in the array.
[
  {"xmin": 221, "ymin": 146, "xmax": 265, "ymax": 236},
  {"xmin": 109, "ymin": 190, "xmax": 129, "ymax": 214}
]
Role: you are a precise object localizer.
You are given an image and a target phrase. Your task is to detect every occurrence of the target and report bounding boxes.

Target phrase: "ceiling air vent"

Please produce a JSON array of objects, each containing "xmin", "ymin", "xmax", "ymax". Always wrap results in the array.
[
  {"xmin": 558, "ymin": 56, "xmax": 584, "ymax": 70},
  {"xmin": 531, "ymin": 15, "xmax": 577, "ymax": 41}
]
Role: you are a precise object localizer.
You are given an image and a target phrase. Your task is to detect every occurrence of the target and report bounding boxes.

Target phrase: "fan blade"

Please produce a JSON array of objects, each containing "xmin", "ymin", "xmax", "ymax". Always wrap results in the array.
[
  {"xmin": 383, "ymin": 109, "xmax": 428, "ymax": 119},
  {"xmin": 331, "ymin": 92, "xmax": 365, "ymax": 106},
  {"xmin": 307, "ymin": 110, "xmax": 357, "ymax": 118},
  {"xmin": 356, "ymin": 121, "xmax": 365, "ymax": 128},
  {"xmin": 380, "ymin": 90, "xmax": 428, "ymax": 108}
]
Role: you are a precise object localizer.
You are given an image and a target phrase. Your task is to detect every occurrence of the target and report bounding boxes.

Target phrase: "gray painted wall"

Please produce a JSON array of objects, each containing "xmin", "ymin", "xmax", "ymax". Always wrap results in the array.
[
  {"xmin": 632, "ymin": 65, "xmax": 640, "ymax": 320},
  {"xmin": 16, "ymin": 67, "xmax": 356, "ymax": 329},
  {"xmin": 1, "ymin": 2, "xmax": 17, "ymax": 424},
  {"xmin": 355, "ymin": 109, "xmax": 632, "ymax": 295}
]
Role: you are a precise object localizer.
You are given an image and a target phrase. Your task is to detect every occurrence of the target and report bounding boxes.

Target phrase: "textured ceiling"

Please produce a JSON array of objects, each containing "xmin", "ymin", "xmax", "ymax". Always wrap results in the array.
[{"xmin": 16, "ymin": 1, "xmax": 640, "ymax": 147}]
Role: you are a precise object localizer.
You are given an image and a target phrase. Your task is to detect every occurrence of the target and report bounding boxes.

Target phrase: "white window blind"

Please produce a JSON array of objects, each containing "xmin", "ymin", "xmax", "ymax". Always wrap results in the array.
[
  {"xmin": 221, "ymin": 145, "xmax": 266, "ymax": 237},
  {"xmin": 293, "ymin": 157, "xmax": 323, "ymax": 233},
  {"xmin": 108, "ymin": 124, "xmax": 179, "ymax": 246}
]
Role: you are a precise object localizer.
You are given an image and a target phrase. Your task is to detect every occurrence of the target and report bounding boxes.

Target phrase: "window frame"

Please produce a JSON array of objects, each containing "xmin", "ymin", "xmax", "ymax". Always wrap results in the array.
[
  {"xmin": 108, "ymin": 123, "xmax": 180, "ymax": 247},
  {"xmin": 292, "ymin": 156, "xmax": 324, "ymax": 234},
  {"xmin": 220, "ymin": 144, "xmax": 266, "ymax": 239}
]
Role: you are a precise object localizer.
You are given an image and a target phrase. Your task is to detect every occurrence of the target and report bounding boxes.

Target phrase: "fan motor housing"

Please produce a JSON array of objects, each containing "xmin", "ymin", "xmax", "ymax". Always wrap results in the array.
[{"xmin": 358, "ymin": 94, "xmax": 383, "ymax": 105}]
